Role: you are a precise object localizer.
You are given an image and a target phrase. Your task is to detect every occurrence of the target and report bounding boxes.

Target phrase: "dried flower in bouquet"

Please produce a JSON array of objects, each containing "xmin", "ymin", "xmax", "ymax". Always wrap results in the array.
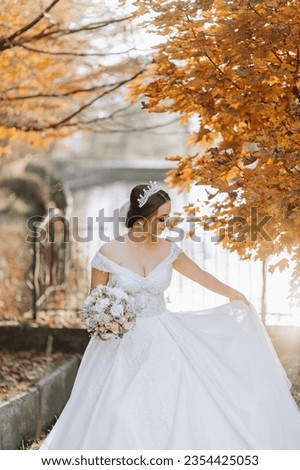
[{"xmin": 81, "ymin": 285, "xmax": 136, "ymax": 340}]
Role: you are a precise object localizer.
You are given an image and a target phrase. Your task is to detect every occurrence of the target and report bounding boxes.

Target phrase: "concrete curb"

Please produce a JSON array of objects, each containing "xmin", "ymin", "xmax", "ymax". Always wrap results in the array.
[
  {"xmin": 0, "ymin": 356, "xmax": 80, "ymax": 449},
  {"xmin": 0, "ymin": 326, "xmax": 89, "ymax": 354}
]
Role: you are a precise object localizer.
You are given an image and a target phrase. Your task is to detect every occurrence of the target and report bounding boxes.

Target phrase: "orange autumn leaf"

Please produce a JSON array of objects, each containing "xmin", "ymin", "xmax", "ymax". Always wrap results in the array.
[
  {"xmin": 0, "ymin": 0, "xmax": 143, "ymax": 157},
  {"xmin": 129, "ymin": 0, "xmax": 300, "ymax": 300}
]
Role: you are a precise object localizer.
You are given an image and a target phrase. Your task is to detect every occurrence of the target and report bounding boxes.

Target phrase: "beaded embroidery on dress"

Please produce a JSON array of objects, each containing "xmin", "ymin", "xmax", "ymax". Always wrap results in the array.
[{"xmin": 41, "ymin": 241, "xmax": 300, "ymax": 450}]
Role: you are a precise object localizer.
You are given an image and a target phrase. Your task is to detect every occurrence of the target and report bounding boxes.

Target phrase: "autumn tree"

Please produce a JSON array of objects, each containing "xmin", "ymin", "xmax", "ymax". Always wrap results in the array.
[
  {"xmin": 129, "ymin": 0, "xmax": 300, "ymax": 302},
  {"xmin": 0, "ymin": 0, "xmax": 145, "ymax": 157}
]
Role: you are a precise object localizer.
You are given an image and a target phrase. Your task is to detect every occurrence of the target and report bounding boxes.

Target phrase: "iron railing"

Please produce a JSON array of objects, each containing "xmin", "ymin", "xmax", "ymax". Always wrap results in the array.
[{"xmin": 26, "ymin": 207, "xmax": 71, "ymax": 320}]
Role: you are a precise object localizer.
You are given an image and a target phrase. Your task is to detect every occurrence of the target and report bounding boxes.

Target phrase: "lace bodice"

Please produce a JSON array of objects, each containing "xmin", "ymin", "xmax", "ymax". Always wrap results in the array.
[{"xmin": 90, "ymin": 241, "xmax": 182, "ymax": 319}]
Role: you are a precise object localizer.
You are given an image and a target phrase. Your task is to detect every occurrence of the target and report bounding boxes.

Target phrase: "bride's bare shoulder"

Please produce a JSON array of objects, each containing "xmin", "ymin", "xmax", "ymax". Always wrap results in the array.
[
  {"xmin": 160, "ymin": 237, "xmax": 174, "ymax": 253},
  {"xmin": 99, "ymin": 237, "xmax": 125, "ymax": 258},
  {"xmin": 163, "ymin": 238, "xmax": 174, "ymax": 247}
]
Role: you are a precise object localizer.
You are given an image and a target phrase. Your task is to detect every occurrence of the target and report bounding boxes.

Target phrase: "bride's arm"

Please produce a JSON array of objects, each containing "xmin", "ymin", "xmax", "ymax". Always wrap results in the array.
[
  {"xmin": 90, "ymin": 268, "xmax": 109, "ymax": 292},
  {"xmin": 173, "ymin": 251, "xmax": 250, "ymax": 305}
]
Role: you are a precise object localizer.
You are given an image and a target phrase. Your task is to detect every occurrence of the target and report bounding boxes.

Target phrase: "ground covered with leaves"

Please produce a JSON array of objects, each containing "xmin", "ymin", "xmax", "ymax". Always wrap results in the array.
[{"xmin": 0, "ymin": 350, "xmax": 77, "ymax": 403}]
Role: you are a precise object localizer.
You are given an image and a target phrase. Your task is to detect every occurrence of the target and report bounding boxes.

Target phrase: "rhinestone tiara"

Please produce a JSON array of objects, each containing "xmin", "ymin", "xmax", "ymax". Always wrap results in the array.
[{"xmin": 137, "ymin": 181, "xmax": 160, "ymax": 208}]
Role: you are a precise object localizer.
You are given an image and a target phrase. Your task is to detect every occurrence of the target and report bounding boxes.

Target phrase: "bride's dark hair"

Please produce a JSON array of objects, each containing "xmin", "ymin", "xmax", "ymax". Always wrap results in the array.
[{"xmin": 125, "ymin": 184, "xmax": 170, "ymax": 229}]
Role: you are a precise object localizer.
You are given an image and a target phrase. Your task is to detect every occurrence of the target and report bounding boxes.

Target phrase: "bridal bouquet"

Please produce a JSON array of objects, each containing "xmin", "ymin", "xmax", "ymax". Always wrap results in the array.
[{"xmin": 81, "ymin": 285, "xmax": 136, "ymax": 340}]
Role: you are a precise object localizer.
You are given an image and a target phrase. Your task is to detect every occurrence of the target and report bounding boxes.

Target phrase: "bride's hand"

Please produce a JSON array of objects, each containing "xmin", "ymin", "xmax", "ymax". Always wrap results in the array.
[{"xmin": 228, "ymin": 289, "xmax": 250, "ymax": 306}]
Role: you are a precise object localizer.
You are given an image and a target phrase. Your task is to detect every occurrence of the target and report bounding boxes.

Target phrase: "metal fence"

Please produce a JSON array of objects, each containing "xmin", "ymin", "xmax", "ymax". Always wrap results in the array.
[{"xmin": 26, "ymin": 208, "xmax": 71, "ymax": 320}]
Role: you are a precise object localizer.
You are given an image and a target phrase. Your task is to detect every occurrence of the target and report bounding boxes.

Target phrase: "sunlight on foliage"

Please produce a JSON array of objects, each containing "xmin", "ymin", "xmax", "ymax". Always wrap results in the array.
[
  {"xmin": 0, "ymin": 0, "xmax": 142, "ymax": 157},
  {"xmin": 130, "ymin": 0, "xmax": 300, "ymax": 302}
]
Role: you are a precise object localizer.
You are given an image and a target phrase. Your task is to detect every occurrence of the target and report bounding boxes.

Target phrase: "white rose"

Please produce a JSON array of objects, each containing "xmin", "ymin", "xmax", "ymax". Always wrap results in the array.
[
  {"xmin": 112, "ymin": 287, "xmax": 128, "ymax": 301},
  {"xmin": 93, "ymin": 303, "xmax": 104, "ymax": 314},
  {"xmin": 99, "ymin": 298, "xmax": 110, "ymax": 309},
  {"xmin": 110, "ymin": 303, "xmax": 124, "ymax": 318}
]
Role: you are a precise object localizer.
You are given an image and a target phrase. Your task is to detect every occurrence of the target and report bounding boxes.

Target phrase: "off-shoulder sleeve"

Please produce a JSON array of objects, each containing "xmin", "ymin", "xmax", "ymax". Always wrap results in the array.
[
  {"xmin": 169, "ymin": 242, "xmax": 183, "ymax": 264},
  {"xmin": 90, "ymin": 251, "xmax": 116, "ymax": 273}
]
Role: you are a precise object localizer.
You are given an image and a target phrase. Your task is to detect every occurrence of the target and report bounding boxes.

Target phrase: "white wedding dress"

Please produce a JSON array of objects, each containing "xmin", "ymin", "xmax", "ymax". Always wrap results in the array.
[{"xmin": 41, "ymin": 241, "xmax": 300, "ymax": 450}]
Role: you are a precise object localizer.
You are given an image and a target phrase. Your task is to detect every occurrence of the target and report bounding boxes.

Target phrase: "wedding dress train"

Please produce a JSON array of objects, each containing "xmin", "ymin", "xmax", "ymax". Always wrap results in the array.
[{"xmin": 41, "ymin": 242, "xmax": 300, "ymax": 450}]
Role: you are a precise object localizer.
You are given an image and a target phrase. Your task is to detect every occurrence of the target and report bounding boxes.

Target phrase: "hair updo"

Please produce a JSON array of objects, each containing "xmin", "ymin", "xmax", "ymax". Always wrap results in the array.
[{"xmin": 125, "ymin": 184, "xmax": 171, "ymax": 229}]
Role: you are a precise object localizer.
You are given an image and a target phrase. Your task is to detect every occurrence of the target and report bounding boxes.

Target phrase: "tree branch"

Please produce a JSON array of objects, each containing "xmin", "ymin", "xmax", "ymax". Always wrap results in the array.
[
  {"xmin": 0, "ymin": 0, "xmax": 61, "ymax": 50},
  {"xmin": 294, "ymin": 46, "xmax": 300, "ymax": 75},
  {"xmin": 76, "ymin": 118, "xmax": 181, "ymax": 133},
  {"xmin": 0, "ymin": 14, "xmax": 131, "ymax": 51},
  {"xmin": 204, "ymin": 52, "xmax": 242, "ymax": 90},
  {"xmin": 67, "ymin": 103, "xmax": 134, "ymax": 125},
  {"xmin": 29, "ymin": 16, "xmax": 131, "ymax": 42},
  {"xmin": 18, "ymin": 44, "xmax": 134, "ymax": 57},
  {"xmin": 271, "ymin": 48, "xmax": 283, "ymax": 64},
  {"xmin": 184, "ymin": 11, "xmax": 242, "ymax": 91},
  {"xmin": 49, "ymin": 71, "xmax": 144, "ymax": 129},
  {"xmin": 246, "ymin": 2, "xmax": 262, "ymax": 18},
  {"xmin": 0, "ymin": 82, "xmax": 128, "ymax": 101},
  {"xmin": 6, "ymin": 69, "xmax": 145, "ymax": 131}
]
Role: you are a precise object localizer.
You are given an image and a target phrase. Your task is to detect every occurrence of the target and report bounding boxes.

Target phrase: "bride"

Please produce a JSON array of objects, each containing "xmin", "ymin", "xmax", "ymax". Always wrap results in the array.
[{"xmin": 41, "ymin": 181, "xmax": 300, "ymax": 450}]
